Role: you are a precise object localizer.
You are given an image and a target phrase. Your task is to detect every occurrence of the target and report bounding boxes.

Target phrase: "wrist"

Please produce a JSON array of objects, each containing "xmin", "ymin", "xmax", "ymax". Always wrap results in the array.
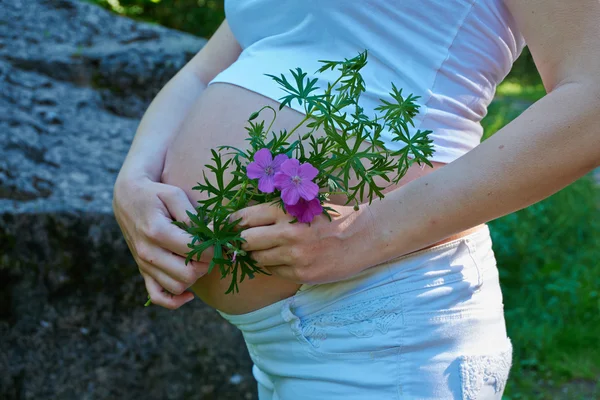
[
  {"xmin": 118, "ymin": 151, "xmax": 164, "ymax": 183},
  {"xmin": 338, "ymin": 204, "xmax": 382, "ymax": 273},
  {"xmin": 114, "ymin": 163, "xmax": 155, "ymax": 196}
]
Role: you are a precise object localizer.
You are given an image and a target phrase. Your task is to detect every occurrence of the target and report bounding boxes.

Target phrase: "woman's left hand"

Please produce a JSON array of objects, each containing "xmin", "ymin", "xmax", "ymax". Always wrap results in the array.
[{"xmin": 229, "ymin": 202, "xmax": 378, "ymax": 284}]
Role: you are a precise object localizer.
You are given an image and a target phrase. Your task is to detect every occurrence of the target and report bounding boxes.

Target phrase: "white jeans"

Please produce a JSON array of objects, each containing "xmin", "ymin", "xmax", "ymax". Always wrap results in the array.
[{"xmin": 218, "ymin": 224, "xmax": 512, "ymax": 399}]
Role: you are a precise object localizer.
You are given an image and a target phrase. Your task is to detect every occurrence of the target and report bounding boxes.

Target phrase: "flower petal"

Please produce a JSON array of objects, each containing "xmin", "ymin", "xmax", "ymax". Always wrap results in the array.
[
  {"xmin": 272, "ymin": 154, "xmax": 289, "ymax": 171},
  {"xmin": 274, "ymin": 171, "xmax": 291, "ymax": 190},
  {"xmin": 285, "ymin": 200, "xmax": 306, "ymax": 220},
  {"xmin": 253, "ymin": 148, "xmax": 273, "ymax": 168},
  {"xmin": 258, "ymin": 175, "xmax": 275, "ymax": 193},
  {"xmin": 281, "ymin": 186, "xmax": 300, "ymax": 205},
  {"xmin": 308, "ymin": 198, "xmax": 323, "ymax": 215},
  {"xmin": 297, "ymin": 212, "xmax": 312, "ymax": 223},
  {"xmin": 290, "ymin": 198, "xmax": 322, "ymax": 223},
  {"xmin": 280, "ymin": 158, "xmax": 300, "ymax": 177},
  {"xmin": 297, "ymin": 180, "xmax": 319, "ymax": 201},
  {"xmin": 246, "ymin": 161, "xmax": 265, "ymax": 179},
  {"xmin": 299, "ymin": 162, "xmax": 319, "ymax": 181}
]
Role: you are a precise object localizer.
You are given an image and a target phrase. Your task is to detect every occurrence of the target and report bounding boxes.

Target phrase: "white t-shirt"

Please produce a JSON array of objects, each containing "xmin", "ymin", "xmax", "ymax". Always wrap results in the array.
[{"xmin": 209, "ymin": 0, "xmax": 526, "ymax": 164}]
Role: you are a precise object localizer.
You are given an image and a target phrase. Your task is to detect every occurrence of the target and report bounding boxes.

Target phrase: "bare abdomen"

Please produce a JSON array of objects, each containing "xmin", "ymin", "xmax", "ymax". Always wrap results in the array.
[{"xmin": 161, "ymin": 82, "xmax": 447, "ymax": 315}]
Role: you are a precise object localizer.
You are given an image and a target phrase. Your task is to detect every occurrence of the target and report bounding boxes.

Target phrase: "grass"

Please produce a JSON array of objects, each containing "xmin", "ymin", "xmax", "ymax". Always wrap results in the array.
[
  {"xmin": 481, "ymin": 80, "xmax": 547, "ymax": 141},
  {"xmin": 481, "ymin": 80, "xmax": 600, "ymax": 399}
]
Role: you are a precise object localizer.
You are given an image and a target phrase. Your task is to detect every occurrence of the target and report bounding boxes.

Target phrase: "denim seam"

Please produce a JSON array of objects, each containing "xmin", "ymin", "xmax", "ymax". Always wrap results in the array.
[
  {"xmin": 465, "ymin": 237, "xmax": 484, "ymax": 292},
  {"xmin": 393, "ymin": 279, "xmax": 406, "ymax": 400},
  {"xmin": 388, "ymin": 272, "xmax": 468, "ymax": 296},
  {"xmin": 404, "ymin": 306, "xmax": 505, "ymax": 323}
]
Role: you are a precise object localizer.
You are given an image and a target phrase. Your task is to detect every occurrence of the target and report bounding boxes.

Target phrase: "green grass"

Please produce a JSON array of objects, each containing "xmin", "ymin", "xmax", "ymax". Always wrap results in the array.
[
  {"xmin": 482, "ymin": 80, "xmax": 600, "ymax": 399},
  {"xmin": 481, "ymin": 81, "xmax": 547, "ymax": 141}
]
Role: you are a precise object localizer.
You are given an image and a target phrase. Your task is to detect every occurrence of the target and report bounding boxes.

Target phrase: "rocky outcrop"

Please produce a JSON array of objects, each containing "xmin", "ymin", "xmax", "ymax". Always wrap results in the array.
[{"xmin": 0, "ymin": 1, "xmax": 256, "ymax": 399}]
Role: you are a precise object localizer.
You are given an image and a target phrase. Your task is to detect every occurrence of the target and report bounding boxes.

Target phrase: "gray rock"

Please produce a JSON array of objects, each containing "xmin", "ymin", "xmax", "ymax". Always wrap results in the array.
[{"xmin": 0, "ymin": 1, "xmax": 257, "ymax": 399}]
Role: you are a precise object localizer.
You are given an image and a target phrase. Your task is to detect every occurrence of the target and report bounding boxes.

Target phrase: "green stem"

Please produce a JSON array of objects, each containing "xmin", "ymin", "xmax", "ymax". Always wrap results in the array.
[
  {"xmin": 285, "ymin": 113, "xmax": 313, "ymax": 142},
  {"xmin": 322, "ymin": 191, "xmax": 350, "ymax": 196},
  {"xmin": 283, "ymin": 74, "xmax": 346, "ymax": 143},
  {"xmin": 262, "ymin": 106, "xmax": 277, "ymax": 138},
  {"xmin": 228, "ymin": 180, "xmax": 250, "ymax": 209}
]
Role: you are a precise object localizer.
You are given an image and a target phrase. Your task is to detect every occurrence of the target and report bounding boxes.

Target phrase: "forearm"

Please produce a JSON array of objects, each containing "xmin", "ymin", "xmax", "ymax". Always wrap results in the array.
[
  {"xmin": 119, "ymin": 67, "xmax": 208, "ymax": 181},
  {"xmin": 365, "ymin": 80, "xmax": 600, "ymax": 266},
  {"xmin": 119, "ymin": 21, "xmax": 241, "ymax": 182}
]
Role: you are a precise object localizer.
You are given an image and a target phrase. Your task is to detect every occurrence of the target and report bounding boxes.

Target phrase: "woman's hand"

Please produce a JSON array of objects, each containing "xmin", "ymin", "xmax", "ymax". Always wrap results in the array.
[
  {"xmin": 113, "ymin": 173, "xmax": 212, "ymax": 309},
  {"xmin": 230, "ymin": 203, "xmax": 378, "ymax": 284}
]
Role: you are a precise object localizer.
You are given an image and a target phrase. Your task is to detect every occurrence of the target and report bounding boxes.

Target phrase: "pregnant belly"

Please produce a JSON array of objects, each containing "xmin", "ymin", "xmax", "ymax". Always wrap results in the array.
[{"xmin": 162, "ymin": 82, "xmax": 449, "ymax": 315}]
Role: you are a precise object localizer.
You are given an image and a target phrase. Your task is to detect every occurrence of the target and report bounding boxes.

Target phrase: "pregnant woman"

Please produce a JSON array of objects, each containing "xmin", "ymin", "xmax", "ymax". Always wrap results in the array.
[{"xmin": 113, "ymin": 1, "xmax": 600, "ymax": 398}]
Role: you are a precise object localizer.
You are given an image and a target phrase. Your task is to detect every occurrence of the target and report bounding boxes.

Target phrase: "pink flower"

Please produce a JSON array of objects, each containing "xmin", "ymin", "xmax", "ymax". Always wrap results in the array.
[
  {"xmin": 274, "ymin": 159, "xmax": 319, "ymax": 205},
  {"xmin": 246, "ymin": 148, "xmax": 289, "ymax": 193},
  {"xmin": 285, "ymin": 198, "xmax": 323, "ymax": 224}
]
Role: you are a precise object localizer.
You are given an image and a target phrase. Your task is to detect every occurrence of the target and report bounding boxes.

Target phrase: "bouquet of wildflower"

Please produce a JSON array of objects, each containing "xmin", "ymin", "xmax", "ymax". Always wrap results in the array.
[{"xmin": 150, "ymin": 51, "xmax": 435, "ymax": 301}]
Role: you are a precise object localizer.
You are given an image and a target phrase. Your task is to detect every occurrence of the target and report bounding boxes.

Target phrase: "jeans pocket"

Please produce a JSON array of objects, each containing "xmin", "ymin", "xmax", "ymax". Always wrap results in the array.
[
  {"xmin": 458, "ymin": 338, "xmax": 513, "ymax": 400},
  {"xmin": 282, "ymin": 285, "xmax": 404, "ymax": 360}
]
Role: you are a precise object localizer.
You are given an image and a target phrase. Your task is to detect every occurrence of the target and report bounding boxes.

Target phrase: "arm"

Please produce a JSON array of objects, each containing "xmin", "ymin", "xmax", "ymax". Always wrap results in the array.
[
  {"xmin": 119, "ymin": 20, "xmax": 242, "ymax": 180},
  {"xmin": 368, "ymin": 0, "xmax": 600, "ymax": 266},
  {"xmin": 231, "ymin": 0, "xmax": 600, "ymax": 283},
  {"xmin": 113, "ymin": 21, "xmax": 242, "ymax": 309}
]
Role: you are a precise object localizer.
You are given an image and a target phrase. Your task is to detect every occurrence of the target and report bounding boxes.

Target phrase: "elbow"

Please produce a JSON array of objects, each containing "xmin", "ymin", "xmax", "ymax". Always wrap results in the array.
[{"xmin": 552, "ymin": 75, "xmax": 600, "ymax": 101}]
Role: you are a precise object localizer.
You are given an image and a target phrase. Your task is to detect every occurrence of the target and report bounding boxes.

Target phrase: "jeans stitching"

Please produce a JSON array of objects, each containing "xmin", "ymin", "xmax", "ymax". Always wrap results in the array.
[{"xmin": 466, "ymin": 238, "xmax": 484, "ymax": 292}]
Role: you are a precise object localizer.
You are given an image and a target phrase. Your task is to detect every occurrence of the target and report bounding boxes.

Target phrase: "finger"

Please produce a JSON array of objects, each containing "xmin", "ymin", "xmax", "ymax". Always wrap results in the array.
[
  {"xmin": 139, "ymin": 247, "xmax": 208, "ymax": 287},
  {"xmin": 266, "ymin": 266, "xmax": 300, "ymax": 282},
  {"xmin": 240, "ymin": 226, "xmax": 284, "ymax": 252},
  {"xmin": 252, "ymin": 247, "xmax": 291, "ymax": 267},
  {"xmin": 230, "ymin": 202, "xmax": 286, "ymax": 228},
  {"xmin": 151, "ymin": 218, "xmax": 215, "ymax": 262},
  {"xmin": 141, "ymin": 260, "xmax": 189, "ymax": 295},
  {"xmin": 155, "ymin": 188, "xmax": 215, "ymax": 262},
  {"xmin": 142, "ymin": 272, "xmax": 194, "ymax": 309},
  {"xmin": 158, "ymin": 186, "xmax": 196, "ymax": 226}
]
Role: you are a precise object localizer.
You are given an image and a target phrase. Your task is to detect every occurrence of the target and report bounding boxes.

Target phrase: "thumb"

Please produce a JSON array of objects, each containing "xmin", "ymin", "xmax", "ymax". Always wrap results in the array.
[
  {"xmin": 158, "ymin": 186, "xmax": 196, "ymax": 225},
  {"xmin": 157, "ymin": 185, "xmax": 215, "ymax": 262}
]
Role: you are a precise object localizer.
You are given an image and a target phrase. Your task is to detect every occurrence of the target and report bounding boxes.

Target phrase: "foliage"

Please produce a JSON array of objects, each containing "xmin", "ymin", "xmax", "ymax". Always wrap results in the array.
[
  {"xmin": 481, "ymin": 81, "xmax": 546, "ymax": 141},
  {"xmin": 87, "ymin": 0, "xmax": 225, "ymax": 38},
  {"xmin": 504, "ymin": 47, "xmax": 544, "ymax": 87},
  {"xmin": 172, "ymin": 52, "xmax": 433, "ymax": 295}
]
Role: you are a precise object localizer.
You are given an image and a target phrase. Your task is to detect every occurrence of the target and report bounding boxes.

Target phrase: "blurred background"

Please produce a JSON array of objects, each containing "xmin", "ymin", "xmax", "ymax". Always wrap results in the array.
[{"xmin": 1, "ymin": 0, "xmax": 598, "ymax": 399}]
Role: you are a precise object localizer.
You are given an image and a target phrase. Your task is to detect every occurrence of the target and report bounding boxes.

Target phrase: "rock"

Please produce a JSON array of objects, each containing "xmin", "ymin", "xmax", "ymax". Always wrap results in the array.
[{"xmin": 0, "ymin": 1, "xmax": 257, "ymax": 399}]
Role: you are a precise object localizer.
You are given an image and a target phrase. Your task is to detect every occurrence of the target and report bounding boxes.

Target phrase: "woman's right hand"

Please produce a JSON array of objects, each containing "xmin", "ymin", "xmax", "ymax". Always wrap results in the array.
[{"xmin": 112, "ymin": 172, "xmax": 212, "ymax": 309}]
